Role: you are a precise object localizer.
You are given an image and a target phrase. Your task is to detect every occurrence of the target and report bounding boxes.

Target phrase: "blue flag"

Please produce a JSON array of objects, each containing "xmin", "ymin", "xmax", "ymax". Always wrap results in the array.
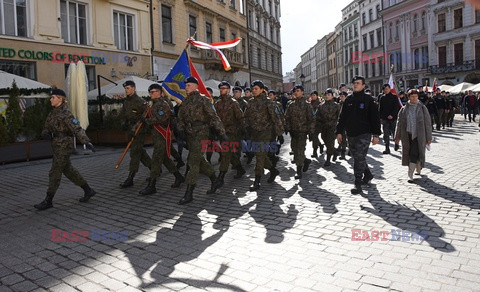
[{"xmin": 163, "ymin": 50, "xmax": 190, "ymax": 101}]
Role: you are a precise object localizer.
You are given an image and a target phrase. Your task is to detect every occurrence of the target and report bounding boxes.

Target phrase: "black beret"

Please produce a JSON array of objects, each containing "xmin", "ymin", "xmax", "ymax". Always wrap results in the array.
[
  {"xmin": 339, "ymin": 83, "xmax": 347, "ymax": 89},
  {"xmin": 148, "ymin": 83, "xmax": 162, "ymax": 92},
  {"xmin": 218, "ymin": 81, "xmax": 231, "ymax": 89},
  {"xmin": 51, "ymin": 88, "xmax": 66, "ymax": 97},
  {"xmin": 185, "ymin": 76, "xmax": 198, "ymax": 84},
  {"xmin": 293, "ymin": 84, "xmax": 304, "ymax": 91},
  {"xmin": 268, "ymin": 90, "xmax": 276, "ymax": 95},
  {"xmin": 244, "ymin": 87, "xmax": 251, "ymax": 92},
  {"xmin": 123, "ymin": 80, "xmax": 136, "ymax": 88},
  {"xmin": 382, "ymin": 83, "xmax": 391, "ymax": 89},
  {"xmin": 311, "ymin": 91, "xmax": 318, "ymax": 95},
  {"xmin": 324, "ymin": 88, "xmax": 334, "ymax": 95},
  {"xmin": 206, "ymin": 87, "xmax": 213, "ymax": 93},
  {"xmin": 352, "ymin": 76, "xmax": 365, "ymax": 83},
  {"xmin": 339, "ymin": 91, "xmax": 348, "ymax": 96},
  {"xmin": 233, "ymin": 86, "xmax": 243, "ymax": 91},
  {"xmin": 251, "ymin": 80, "xmax": 265, "ymax": 89}
]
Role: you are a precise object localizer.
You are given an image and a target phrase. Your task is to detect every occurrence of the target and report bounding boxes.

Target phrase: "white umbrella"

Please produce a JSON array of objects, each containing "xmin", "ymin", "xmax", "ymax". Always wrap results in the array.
[
  {"xmin": 66, "ymin": 63, "xmax": 77, "ymax": 119},
  {"xmin": 448, "ymin": 82, "xmax": 474, "ymax": 95},
  {"xmin": 465, "ymin": 83, "xmax": 480, "ymax": 92},
  {"xmin": 0, "ymin": 70, "xmax": 50, "ymax": 98},
  {"xmin": 438, "ymin": 84, "xmax": 452, "ymax": 92},
  {"xmin": 87, "ymin": 76, "xmax": 158, "ymax": 100},
  {"xmin": 74, "ymin": 61, "xmax": 89, "ymax": 130}
]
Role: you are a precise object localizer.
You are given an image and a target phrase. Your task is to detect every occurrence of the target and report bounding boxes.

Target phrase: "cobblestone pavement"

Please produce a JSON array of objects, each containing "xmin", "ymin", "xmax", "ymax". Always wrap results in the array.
[{"xmin": 1, "ymin": 117, "xmax": 479, "ymax": 292}]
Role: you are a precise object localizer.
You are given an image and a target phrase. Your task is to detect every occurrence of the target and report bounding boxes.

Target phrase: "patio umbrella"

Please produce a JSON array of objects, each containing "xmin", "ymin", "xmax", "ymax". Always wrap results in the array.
[
  {"xmin": 66, "ymin": 63, "xmax": 77, "ymax": 119},
  {"xmin": 465, "ymin": 83, "xmax": 480, "ymax": 92},
  {"xmin": 74, "ymin": 61, "xmax": 89, "ymax": 130},
  {"xmin": 87, "ymin": 76, "xmax": 158, "ymax": 100},
  {"xmin": 448, "ymin": 82, "xmax": 474, "ymax": 95},
  {"xmin": 0, "ymin": 70, "xmax": 50, "ymax": 98}
]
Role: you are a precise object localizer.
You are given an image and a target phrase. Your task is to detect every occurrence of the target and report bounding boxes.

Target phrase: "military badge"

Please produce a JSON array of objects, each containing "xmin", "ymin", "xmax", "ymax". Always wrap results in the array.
[{"xmin": 72, "ymin": 119, "xmax": 79, "ymax": 125}]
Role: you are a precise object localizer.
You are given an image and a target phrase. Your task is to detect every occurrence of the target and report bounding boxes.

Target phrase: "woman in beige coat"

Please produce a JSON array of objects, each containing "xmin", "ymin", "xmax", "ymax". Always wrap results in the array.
[{"xmin": 394, "ymin": 89, "xmax": 432, "ymax": 183}]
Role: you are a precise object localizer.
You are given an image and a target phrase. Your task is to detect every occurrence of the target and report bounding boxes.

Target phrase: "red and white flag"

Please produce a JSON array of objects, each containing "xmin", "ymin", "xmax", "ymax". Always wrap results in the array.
[
  {"xmin": 187, "ymin": 37, "xmax": 242, "ymax": 71},
  {"xmin": 389, "ymin": 73, "xmax": 403, "ymax": 107},
  {"xmin": 432, "ymin": 78, "xmax": 437, "ymax": 92}
]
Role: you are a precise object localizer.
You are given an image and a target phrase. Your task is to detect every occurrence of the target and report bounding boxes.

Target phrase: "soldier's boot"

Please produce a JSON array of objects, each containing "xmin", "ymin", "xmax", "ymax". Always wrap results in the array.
[
  {"xmin": 171, "ymin": 171, "xmax": 185, "ymax": 188},
  {"xmin": 246, "ymin": 152, "xmax": 254, "ymax": 164},
  {"xmin": 176, "ymin": 160, "xmax": 185, "ymax": 169},
  {"xmin": 311, "ymin": 148, "xmax": 318, "ymax": 158},
  {"xmin": 267, "ymin": 167, "xmax": 280, "ymax": 183},
  {"xmin": 120, "ymin": 172, "xmax": 135, "ymax": 188},
  {"xmin": 34, "ymin": 192, "xmax": 54, "ymax": 210},
  {"xmin": 79, "ymin": 184, "xmax": 96, "ymax": 202},
  {"xmin": 178, "ymin": 184, "xmax": 195, "ymax": 205},
  {"xmin": 139, "ymin": 179, "xmax": 157, "ymax": 196},
  {"xmin": 206, "ymin": 152, "xmax": 213, "ymax": 164},
  {"xmin": 294, "ymin": 166, "xmax": 302, "ymax": 179},
  {"xmin": 271, "ymin": 155, "xmax": 279, "ymax": 168},
  {"xmin": 303, "ymin": 158, "xmax": 312, "ymax": 172},
  {"xmin": 362, "ymin": 168, "xmax": 374, "ymax": 185},
  {"xmin": 206, "ymin": 174, "xmax": 218, "ymax": 194},
  {"xmin": 249, "ymin": 176, "xmax": 261, "ymax": 191},
  {"xmin": 319, "ymin": 144, "xmax": 324, "ymax": 154},
  {"xmin": 382, "ymin": 146, "xmax": 390, "ymax": 154},
  {"xmin": 324, "ymin": 155, "xmax": 332, "ymax": 167},
  {"xmin": 332, "ymin": 149, "xmax": 338, "ymax": 162},
  {"xmin": 340, "ymin": 150, "xmax": 346, "ymax": 160},
  {"xmin": 351, "ymin": 183, "xmax": 362, "ymax": 194},
  {"xmin": 213, "ymin": 172, "xmax": 226, "ymax": 190},
  {"xmin": 234, "ymin": 166, "xmax": 246, "ymax": 179}
]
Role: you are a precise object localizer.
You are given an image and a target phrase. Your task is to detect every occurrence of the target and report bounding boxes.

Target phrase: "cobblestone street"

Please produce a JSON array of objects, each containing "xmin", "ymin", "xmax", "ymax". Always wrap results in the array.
[{"xmin": 1, "ymin": 117, "xmax": 480, "ymax": 292}]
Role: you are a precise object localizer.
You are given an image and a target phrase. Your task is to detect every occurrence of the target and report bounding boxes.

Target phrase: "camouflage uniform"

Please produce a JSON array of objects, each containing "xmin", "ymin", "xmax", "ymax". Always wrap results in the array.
[
  {"xmin": 310, "ymin": 99, "xmax": 322, "ymax": 154},
  {"xmin": 317, "ymin": 100, "xmax": 341, "ymax": 157},
  {"xmin": 236, "ymin": 97, "xmax": 248, "ymax": 113},
  {"xmin": 285, "ymin": 96, "xmax": 315, "ymax": 168},
  {"xmin": 178, "ymin": 91, "xmax": 225, "ymax": 186},
  {"xmin": 215, "ymin": 94, "xmax": 245, "ymax": 173}
]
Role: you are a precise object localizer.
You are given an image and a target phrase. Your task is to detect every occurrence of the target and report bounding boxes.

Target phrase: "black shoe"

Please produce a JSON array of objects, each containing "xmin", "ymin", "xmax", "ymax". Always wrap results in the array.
[
  {"xmin": 176, "ymin": 160, "xmax": 185, "ymax": 169},
  {"xmin": 234, "ymin": 167, "xmax": 246, "ymax": 179},
  {"xmin": 289, "ymin": 151, "xmax": 294, "ymax": 155},
  {"xmin": 332, "ymin": 150, "xmax": 338, "ymax": 162},
  {"xmin": 246, "ymin": 153, "xmax": 254, "ymax": 164},
  {"xmin": 383, "ymin": 147, "xmax": 390, "ymax": 154},
  {"xmin": 303, "ymin": 159, "xmax": 311, "ymax": 172},
  {"xmin": 347, "ymin": 150, "xmax": 351, "ymax": 156},
  {"xmin": 362, "ymin": 171, "xmax": 374, "ymax": 185},
  {"xmin": 34, "ymin": 199, "xmax": 53, "ymax": 210},
  {"xmin": 178, "ymin": 185, "xmax": 194, "ymax": 205},
  {"xmin": 171, "ymin": 172, "xmax": 185, "ymax": 188},
  {"xmin": 139, "ymin": 179, "xmax": 157, "ymax": 196},
  {"xmin": 249, "ymin": 176, "xmax": 261, "ymax": 191},
  {"xmin": 120, "ymin": 172, "xmax": 135, "ymax": 188},
  {"xmin": 351, "ymin": 184, "xmax": 362, "ymax": 194},
  {"xmin": 311, "ymin": 148, "xmax": 318, "ymax": 158},
  {"xmin": 319, "ymin": 144, "xmax": 324, "ymax": 154},
  {"xmin": 294, "ymin": 166, "xmax": 302, "ymax": 179},
  {"xmin": 79, "ymin": 184, "xmax": 96, "ymax": 202},
  {"xmin": 324, "ymin": 155, "xmax": 331, "ymax": 167},
  {"xmin": 213, "ymin": 172, "xmax": 226, "ymax": 190},
  {"xmin": 267, "ymin": 168, "xmax": 280, "ymax": 183},
  {"xmin": 394, "ymin": 144, "xmax": 400, "ymax": 151},
  {"xmin": 340, "ymin": 151, "xmax": 346, "ymax": 160},
  {"xmin": 207, "ymin": 175, "xmax": 218, "ymax": 194}
]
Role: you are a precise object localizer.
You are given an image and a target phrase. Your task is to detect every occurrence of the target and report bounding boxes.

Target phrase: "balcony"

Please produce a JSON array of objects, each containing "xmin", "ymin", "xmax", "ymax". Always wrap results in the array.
[
  {"xmin": 201, "ymin": 48, "xmax": 245, "ymax": 71},
  {"xmin": 428, "ymin": 60, "xmax": 477, "ymax": 74}
]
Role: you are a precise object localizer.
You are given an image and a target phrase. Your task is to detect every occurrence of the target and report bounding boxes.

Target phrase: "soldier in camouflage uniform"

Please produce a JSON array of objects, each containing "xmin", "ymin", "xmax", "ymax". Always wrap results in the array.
[
  {"xmin": 242, "ymin": 87, "xmax": 255, "ymax": 164},
  {"xmin": 177, "ymin": 77, "xmax": 227, "ymax": 205},
  {"xmin": 244, "ymin": 87, "xmax": 253, "ymax": 101},
  {"xmin": 244, "ymin": 80, "xmax": 283, "ymax": 191},
  {"xmin": 317, "ymin": 88, "xmax": 341, "ymax": 166},
  {"xmin": 333, "ymin": 91, "xmax": 349, "ymax": 160},
  {"xmin": 213, "ymin": 82, "xmax": 247, "ymax": 189},
  {"xmin": 285, "ymin": 84, "xmax": 315, "ymax": 179},
  {"xmin": 34, "ymin": 89, "xmax": 96, "ymax": 210},
  {"xmin": 268, "ymin": 90, "xmax": 285, "ymax": 167},
  {"xmin": 309, "ymin": 90, "xmax": 324, "ymax": 158},
  {"xmin": 137, "ymin": 83, "xmax": 185, "ymax": 196},
  {"xmin": 233, "ymin": 86, "xmax": 248, "ymax": 112},
  {"xmin": 119, "ymin": 80, "xmax": 152, "ymax": 188}
]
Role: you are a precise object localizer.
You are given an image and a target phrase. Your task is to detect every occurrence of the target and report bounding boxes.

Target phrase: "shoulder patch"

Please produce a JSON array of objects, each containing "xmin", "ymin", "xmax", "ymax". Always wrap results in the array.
[
  {"xmin": 158, "ymin": 109, "xmax": 164, "ymax": 116},
  {"xmin": 72, "ymin": 118, "xmax": 79, "ymax": 125}
]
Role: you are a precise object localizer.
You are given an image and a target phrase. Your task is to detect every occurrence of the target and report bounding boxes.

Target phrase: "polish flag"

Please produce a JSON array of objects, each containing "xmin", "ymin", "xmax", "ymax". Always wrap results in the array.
[
  {"xmin": 432, "ymin": 78, "xmax": 438, "ymax": 92},
  {"xmin": 187, "ymin": 37, "xmax": 242, "ymax": 71},
  {"xmin": 389, "ymin": 73, "xmax": 403, "ymax": 107}
]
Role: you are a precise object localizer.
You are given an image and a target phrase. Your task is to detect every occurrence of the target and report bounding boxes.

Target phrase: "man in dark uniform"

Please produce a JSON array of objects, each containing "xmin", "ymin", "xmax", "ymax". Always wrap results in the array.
[
  {"xmin": 119, "ymin": 80, "xmax": 152, "ymax": 188},
  {"xmin": 336, "ymin": 76, "xmax": 381, "ymax": 194},
  {"xmin": 309, "ymin": 90, "xmax": 324, "ymax": 158},
  {"xmin": 317, "ymin": 88, "xmax": 341, "ymax": 166},
  {"xmin": 285, "ymin": 84, "xmax": 315, "ymax": 179},
  {"xmin": 138, "ymin": 83, "xmax": 185, "ymax": 195},
  {"xmin": 434, "ymin": 89, "xmax": 446, "ymax": 130},
  {"xmin": 35, "ymin": 89, "xmax": 96, "ymax": 210},
  {"xmin": 177, "ymin": 77, "xmax": 227, "ymax": 205},
  {"xmin": 333, "ymin": 91, "xmax": 349, "ymax": 161},
  {"xmin": 233, "ymin": 86, "xmax": 248, "ymax": 112},
  {"xmin": 418, "ymin": 86, "xmax": 428, "ymax": 104},
  {"xmin": 213, "ymin": 81, "xmax": 247, "ymax": 188},
  {"xmin": 378, "ymin": 84, "xmax": 400, "ymax": 154},
  {"xmin": 244, "ymin": 80, "xmax": 283, "ymax": 190},
  {"xmin": 424, "ymin": 91, "xmax": 438, "ymax": 131}
]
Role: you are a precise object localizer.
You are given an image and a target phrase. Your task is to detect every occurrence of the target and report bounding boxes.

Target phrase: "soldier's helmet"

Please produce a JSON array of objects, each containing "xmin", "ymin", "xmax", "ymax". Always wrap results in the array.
[
  {"xmin": 218, "ymin": 81, "xmax": 231, "ymax": 89},
  {"xmin": 324, "ymin": 88, "xmax": 334, "ymax": 95}
]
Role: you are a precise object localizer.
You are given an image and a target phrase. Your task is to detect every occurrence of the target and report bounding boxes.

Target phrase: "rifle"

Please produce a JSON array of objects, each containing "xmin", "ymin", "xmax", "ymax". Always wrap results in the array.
[{"xmin": 115, "ymin": 104, "xmax": 152, "ymax": 169}]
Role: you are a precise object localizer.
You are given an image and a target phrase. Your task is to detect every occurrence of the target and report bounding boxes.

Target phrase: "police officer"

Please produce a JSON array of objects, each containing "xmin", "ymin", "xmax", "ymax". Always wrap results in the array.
[
  {"xmin": 138, "ymin": 83, "xmax": 185, "ymax": 196},
  {"xmin": 309, "ymin": 91, "xmax": 324, "ymax": 158},
  {"xmin": 285, "ymin": 84, "xmax": 315, "ymax": 179},
  {"xmin": 34, "ymin": 89, "xmax": 96, "ymax": 210},
  {"xmin": 214, "ymin": 81, "xmax": 246, "ymax": 188},
  {"xmin": 177, "ymin": 77, "xmax": 227, "ymax": 205},
  {"xmin": 119, "ymin": 80, "xmax": 152, "ymax": 188},
  {"xmin": 317, "ymin": 88, "xmax": 341, "ymax": 166},
  {"xmin": 336, "ymin": 76, "xmax": 381, "ymax": 194},
  {"xmin": 378, "ymin": 84, "xmax": 401, "ymax": 154},
  {"xmin": 244, "ymin": 80, "xmax": 283, "ymax": 190}
]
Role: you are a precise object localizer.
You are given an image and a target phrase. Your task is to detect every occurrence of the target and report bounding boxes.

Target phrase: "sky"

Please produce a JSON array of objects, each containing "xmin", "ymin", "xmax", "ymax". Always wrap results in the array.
[{"xmin": 280, "ymin": 0, "xmax": 353, "ymax": 75}]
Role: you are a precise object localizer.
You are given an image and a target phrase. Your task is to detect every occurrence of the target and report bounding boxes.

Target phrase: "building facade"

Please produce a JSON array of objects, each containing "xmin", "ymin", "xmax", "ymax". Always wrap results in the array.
[
  {"xmin": 341, "ymin": 0, "xmax": 361, "ymax": 84},
  {"xmin": 300, "ymin": 44, "xmax": 316, "ymax": 94},
  {"xmin": 246, "ymin": 0, "xmax": 282, "ymax": 91},
  {"xmin": 327, "ymin": 31, "xmax": 338, "ymax": 89},
  {"xmin": 316, "ymin": 35, "xmax": 329, "ymax": 92},
  {"xmin": 0, "ymin": 0, "xmax": 152, "ymax": 91},
  {"xmin": 335, "ymin": 23, "xmax": 346, "ymax": 87}
]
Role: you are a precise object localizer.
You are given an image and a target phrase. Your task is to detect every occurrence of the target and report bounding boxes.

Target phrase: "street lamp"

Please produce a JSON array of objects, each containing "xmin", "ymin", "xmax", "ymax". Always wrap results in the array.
[{"xmin": 300, "ymin": 73, "xmax": 305, "ymax": 86}]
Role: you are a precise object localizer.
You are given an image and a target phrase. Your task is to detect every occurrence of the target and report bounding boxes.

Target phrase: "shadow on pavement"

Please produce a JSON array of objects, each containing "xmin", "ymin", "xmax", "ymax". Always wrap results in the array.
[
  {"xmin": 298, "ymin": 179, "xmax": 340, "ymax": 214},
  {"xmin": 418, "ymin": 177, "xmax": 480, "ymax": 210}
]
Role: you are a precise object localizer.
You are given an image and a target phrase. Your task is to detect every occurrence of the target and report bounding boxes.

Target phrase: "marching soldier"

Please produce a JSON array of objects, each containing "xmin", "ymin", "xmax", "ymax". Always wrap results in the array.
[
  {"xmin": 244, "ymin": 87, "xmax": 253, "ymax": 101},
  {"xmin": 309, "ymin": 90, "xmax": 324, "ymax": 158},
  {"xmin": 434, "ymin": 89, "xmax": 446, "ymax": 130},
  {"xmin": 333, "ymin": 91, "xmax": 349, "ymax": 161},
  {"xmin": 424, "ymin": 91, "xmax": 438, "ymax": 131},
  {"xmin": 233, "ymin": 86, "xmax": 248, "ymax": 112},
  {"xmin": 244, "ymin": 80, "xmax": 283, "ymax": 191},
  {"xmin": 268, "ymin": 90, "xmax": 285, "ymax": 167},
  {"xmin": 317, "ymin": 88, "xmax": 341, "ymax": 166},
  {"xmin": 177, "ymin": 77, "xmax": 227, "ymax": 205},
  {"xmin": 138, "ymin": 83, "xmax": 185, "ymax": 196},
  {"xmin": 213, "ymin": 81, "xmax": 247, "ymax": 189},
  {"xmin": 445, "ymin": 91, "xmax": 457, "ymax": 127},
  {"xmin": 285, "ymin": 84, "xmax": 315, "ymax": 179},
  {"xmin": 119, "ymin": 80, "xmax": 152, "ymax": 188},
  {"xmin": 34, "ymin": 89, "xmax": 96, "ymax": 210}
]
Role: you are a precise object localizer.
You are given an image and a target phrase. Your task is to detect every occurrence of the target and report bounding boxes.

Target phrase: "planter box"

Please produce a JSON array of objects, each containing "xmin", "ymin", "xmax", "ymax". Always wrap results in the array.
[
  {"xmin": 86, "ymin": 130, "xmax": 152, "ymax": 146},
  {"xmin": 0, "ymin": 140, "xmax": 52, "ymax": 164}
]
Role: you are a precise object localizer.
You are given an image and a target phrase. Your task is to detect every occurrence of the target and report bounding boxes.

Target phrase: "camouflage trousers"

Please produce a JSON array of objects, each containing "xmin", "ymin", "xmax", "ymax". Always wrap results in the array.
[
  {"xmin": 48, "ymin": 148, "xmax": 87, "ymax": 195},
  {"xmin": 348, "ymin": 133, "xmax": 372, "ymax": 185},
  {"xmin": 290, "ymin": 131, "xmax": 307, "ymax": 167},
  {"xmin": 185, "ymin": 134, "xmax": 215, "ymax": 185},
  {"xmin": 219, "ymin": 133, "xmax": 241, "ymax": 173},
  {"xmin": 150, "ymin": 132, "xmax": 177, "ymax": 180},
  {"xmin": 312, "ymin": 130, "xmax": 322, "ymax": 150},
  {"xmin": 129, "ymin": 131, "xmax": 152, "ymax": 173},
  {"xmin": 320, "ymin": 127, "xmax": 336, "ymax": 156},
  {"xmin": 251, "ymin": 129, "xmax": 273, "ymax": 176}
]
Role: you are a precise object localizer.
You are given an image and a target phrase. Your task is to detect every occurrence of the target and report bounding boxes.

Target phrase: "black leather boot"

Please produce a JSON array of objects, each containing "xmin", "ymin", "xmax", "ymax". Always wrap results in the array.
[
  {"xmin": 234, "ymin": 166, "xmax": 246, "ymax": 179},
  {"xmin": 294, "ymin": 166, "xmax": 302, "ymax": 179},
  {"xmin": 383, "ymin": 146, "xmax": 390, "ymax": 154},
  {"xmin": 324, "ymin": 155, "xmax": 331, "ymax": 167},
  {"xmin": 332, "ymin": 149, "xmax": 338, "ymax": 161},
  {"xmin": 362, "ymin": 168, "xmax": 374, "ymax": 185},
  {"xmin": 351, "ymin": 183, "xmax": 362, "ymax": 194},
  {"xmin": 249, "ymin": 176, "xmax": 261, "ymax": 191},
  {"xmin": 120, "ymin": 172, "xmax": 135, "ymax": 188},
  {"xmin": 340, "ymin": 150, "xmax": 346, "ymax": 160},
  {"xmin": 303, "ymin": 158, "xmax": 312, "ymax": 172},
  {"xmin": 214, "ymin": 172, "xmax": 226, "ymax": 189},
  {"xmin": 79, "ymin": 184, "xmax": 96, "ymax": 202},
  {"xmin": 178, "ymin": 184, "xmax": 195, "ymax": 205},
  {"xmin": 267, "ymin": 167, "xmax": 279, "ymax": 183},
  {"xmin": 206, "ymin": 174, "xmax": 218, "ymax": 194},
  {"xmin": 139, "ymin": 178, "xmax": 157, "ymax": 196},
  {"xmin": 171, "ymin": 171, "xmax": 185, "ymax": 188},
  {"xmin": 319, "ymin": 144, "xmax": 324, "ymax": 154},
  {"xmin": 311, "ymin": 148, "xmax": 318, "ymax": 158},
  {"xmin": 34, "ymin": 192, "xmax": 54, "ymax": 210}
]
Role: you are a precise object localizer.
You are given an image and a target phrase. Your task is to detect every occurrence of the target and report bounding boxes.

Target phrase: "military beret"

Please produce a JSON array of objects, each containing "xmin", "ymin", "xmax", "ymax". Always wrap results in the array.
[
  {"xmin": 311, "ymin": 91, "xmax": 318, "ymax": 95},
  {"xmin": 268, "ymin": 90, "xmax": 276, "ymax": 95},
  {"xmin": 338, "ymin": 83, "xmax": 346, "ymax": 89},
  {"xmin": 293, "ymin": 84, "xmax": 304, "ymax": 91},
  {"xmin": 352, "ymin": 76, "xmax": 365, "ymax": 83},
  {"xmin": 148, "ymin": 83, "xmax": 162, "ymax": 92},
  {"xmin": 324, "ymin": 88, "xmax": 334, "ymax": 95},
  {"xmin": 185, "ymin": 76, "xmax": 198, "ymax": 84},
  {"xmin": 233, "ymin": 86, "xmax": 243, "ymax": 91},
  {"xmin": 123, "ymin": 80, "xmax": 136, "ymax": 88},
  {"xmin": 244, "ymin": 87, "xmax": 251, "ymax": 92},
  {"xmin": 51, "ymin": 88, "xmax": 66, "ymax": 97},
  {"xmin": 206, "ymin": 87, "xmax": 213, "ymax": 94},
  {"xmin": 382, "ymin": 83, "xmax": 391, "ymax": 89},
  {"xmin": 218, "ymin": 81, "xmax": 231, "ymax": 89},
  {"xmin": 399, "ymin": 91, "xmax": 405, "ymax": 95},
  {"xmin": 251, "ymin": 80, "xmax": 265, "ymax": 89},
  {"xmin": 339, "ymin": 91, "xmax": 348, "ymax": 96}
]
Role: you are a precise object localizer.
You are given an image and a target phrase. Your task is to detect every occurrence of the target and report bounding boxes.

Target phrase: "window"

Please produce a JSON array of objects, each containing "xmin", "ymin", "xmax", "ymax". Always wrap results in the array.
[
  {"xmin": 206, "ymin": 22, "xmax": 212, "ymax": 43},
  {"xmin": 0, "ymin": 0, "xmax": 27, "ymax": 37},
  {"xmin": 395, "ymin": 20, "xmax": 399, "ymax": 39},
  {"xmin": 270, "ymin": 25, "xmax": 274, "ymax": 41},
  {"xmin": 264, "ymin": 51, "xmax": 267, "ymax": 70},
  {"xmin": 370, "ymin": 33, "xmax": 375, "ymax": 49},
  {"xmin": 230, "ymin": 0, "xmax": 235, "ymax": 9},
  {"xmin": 231, "ymin": 32, "xmax": 236, "ymax": 51},
  {"xmin": 247, "ymin": 10, "xmax": 252, "ymax": 26},
  {"xmin": 454, "ymin": 43, "xmax": 463, "ymax": 65},
  {"xmin": 371, "ymin": 62, "xmax": 376, "ymax": 77},
  {"xmin": 264, "ymin": 20, "xmax": 267, "ymax": 36},
  {"xmin": 377, "ymin": 28, "xmax": 382, "ymax": 47},
  {"xmin": 0, "ymin": 60, "xmax": 36, "ymax": 80},
  {"xmin": 476, "ymin": 10, "xmax": 480, "ymax": 24},
  {"xmin": 114, "ymin": 11, "xmax": 134, "ymax": 51},
  {"xmin": 239, "ymin": 0, "xmax": 244, "ymax": 14},
  {"xmin": 413, "ymin": 14, "xmax": 418, "ymax": 32},
  {"xmin": 268, "ymin": 0, "xmax": 272, "ymax": 14},
  {"xmin": 438, "ymin": 46, "xmax": 447, "ymax": 67},
  {"xmin": 364, "ymin": 63, "xmax": 369, "ymax": 78},
  {"xmin": 454, "ymin": 9, "xmax": 462, "ymax": 29},
  {"xmin": 363, "ymin": 34, "xmax": 367, "ymax": 50},
  {"xmin": 421, "ymin": 11, "xmax": 426, "ymax": 30},
  {"xmin": 379, "ymin": 61, "xmax": 383, "ymax": 76},
  {"xmin": 257, "ymin": 48, "xmax": 261, "ymax": 68},
  {"xmin": 438, "ymin": 13, "xmax": 446, "ymax": 32},
  {"xmin": 60, "ymin": 1, "xmax": 87, "ymax": 44},
  {"xmin": 414, "ymin": 48, "xmax": 420, "ymax": 69},
  {"xmin": 389, "ymin": 23, "xmax": 393, "ymax": 41},
  {"xmin": 242, "ymin": 39, "xmax": 246, "ymax": 63},
  {"xmin": 362, "ymin": 12, "xmax": 366, "ymax": 25},
  {"xmin": 219, "ymin": 27, "xmax": 225, "ymax": 42},
  {"xmin": 161, "ymin": 5, "xmax": 172, "ymax": 43},
  {"xmin": 475, "ymin": 40, "xmax": 480, "ymax": 69},
  {"xmin": 376, "ymin": 5, "xmax": 380, "ymax": 19},
  {"xmin": 188, "ymin": 15, "xmax": 196, "ymax": 38},
  {"xmin": 348, "ymin": 26, "xmax": 352, "ymax": 40},
  {"xmin": 256, "ymin": 17, "xmax": 260, "ymax": 32},
  {"xmin": 271, "ymin": 53, "xmax": 274, "ymax": 71},
  {"xmin": 369, "ymin": 9, "xmax": 373, "ymax": 22},
  {"xmin": 354, "ymin": 23, "xmax": 358, "ymax": 37}
]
